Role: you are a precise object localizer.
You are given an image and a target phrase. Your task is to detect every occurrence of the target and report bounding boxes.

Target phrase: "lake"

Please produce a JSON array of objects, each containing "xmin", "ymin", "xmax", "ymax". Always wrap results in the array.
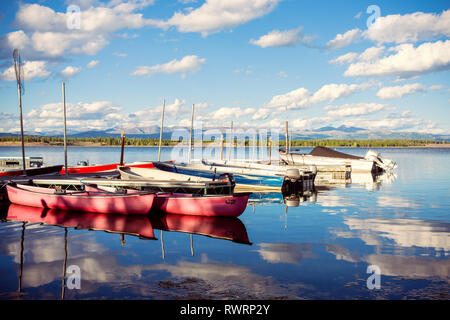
[{"xmin": 0, "ymin": 146, "xmax": 449, "ymax": 299}]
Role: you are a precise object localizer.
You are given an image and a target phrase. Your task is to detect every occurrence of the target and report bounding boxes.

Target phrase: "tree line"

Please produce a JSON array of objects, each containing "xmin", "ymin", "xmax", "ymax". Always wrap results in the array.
[{"xmin": 0, "ymin": 135, "xmax": 447, "ymax": 147}]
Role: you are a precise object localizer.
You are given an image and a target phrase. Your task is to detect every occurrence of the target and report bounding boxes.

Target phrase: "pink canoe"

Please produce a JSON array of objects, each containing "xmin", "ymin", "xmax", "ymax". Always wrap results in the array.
[
  {"xmin": 5, "ymin": 184, "xmax": 154, "ymax": 215},
  {"xmin": 6, "ymin": 204, "xmax": 156, "ymax": 239},
  {"xmin": 153, "ymin": 192, "xmax": 251, "ymax": 217}
]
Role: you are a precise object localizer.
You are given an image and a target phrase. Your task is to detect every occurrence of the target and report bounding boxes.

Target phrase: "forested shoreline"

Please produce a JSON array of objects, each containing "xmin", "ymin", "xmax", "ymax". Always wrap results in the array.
[{"xmin": 0, "ymin": 135, "xmax": 448, "ymax": 147}]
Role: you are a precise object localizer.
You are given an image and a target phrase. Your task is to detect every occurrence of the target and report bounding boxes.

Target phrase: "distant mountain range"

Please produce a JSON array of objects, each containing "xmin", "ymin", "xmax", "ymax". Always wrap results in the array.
[{"xmin": 1, "ymin": 125, "xmax": 448, "ymax": 141}]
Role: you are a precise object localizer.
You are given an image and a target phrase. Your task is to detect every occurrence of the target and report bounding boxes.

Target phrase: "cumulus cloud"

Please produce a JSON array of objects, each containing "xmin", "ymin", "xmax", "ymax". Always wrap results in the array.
[
  {"xmin": 365, "ymin": 9, "xmax": 450, "ymax": 45},
  {"xmin": 250, "ymin": 27, "xmax": 314, "ymax": 48},
  {"xmin": 86, "ymin": 60, "xmax": 99, "ymax": 68},
  {"xmin": 0, "ymin": 2, "xmax": 158, "ymax": 61},
  {"xmin": 376, "ymin": 83, "xmax": 426, "ymax": 99},
  {"xmin": 158, "ymin": 0, "xmax": 281, "ymax": 37},
  {"xmin": 326, "ymin": 28, "xmax": 362, "ymax": 50},
  {"xmin": 326, "ymin": 10, "xmax": 450, "ymax": 50},
  {"xmin": 265, "ymin": 82, "xmax": 372, "ymax": 110},
  {"xmin": 325, "ymin": 103, "xmax": 392, "ymax": 117},
  {"xmin": 60, "ymin": 65, "xmax": 81, "ymax": 78},
  {"xmin": 344, "ymin": 40, "xmax": 450, "ymax": 78},
  {"xmin": 0, "ymin": 60, "xmax": 51, "ymax": 81},
  {"xmin": 131, "ymin": 55, "xmax": 206, "ymax": 78}
]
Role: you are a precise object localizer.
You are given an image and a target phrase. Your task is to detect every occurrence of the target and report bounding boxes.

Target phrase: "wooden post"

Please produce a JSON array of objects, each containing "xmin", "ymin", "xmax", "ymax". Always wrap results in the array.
[
  {"xmin": 220, "ymin": 135, "xmax": 224, "ymax": 160},
  {"xmin": 157, "ymin": 99, "xmax": 165, "ymax": 162},
  {"xmin": 268, "ymin": 136, "xmax": 272, "ymax": 165},
  {"xmin": 120, "ymin": 131, "xmax": 125, "ymax": 166},
  {"xmin": 17, "ymin": 78, "xmax": 26, "ymax": 175},
  {"xmin": 228, "ymin": 121, "xmax": 233, "ymax": 161},
  {"xmin": 62, "ymin": 82, "xmax": 68, "ymax": 176},
  {"xmin": 285, "ymin": 121, "xmax": 289, "ymax": 154},
  {"xmin": 188, "ymin": 104, "xmax": 194, "ymax": 163}
]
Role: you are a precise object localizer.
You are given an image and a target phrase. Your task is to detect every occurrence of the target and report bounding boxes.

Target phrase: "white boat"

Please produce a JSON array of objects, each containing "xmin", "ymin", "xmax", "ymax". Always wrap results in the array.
[{"xmin": 280, "ymin": 146, "xmax": 396, "ymax": 173}]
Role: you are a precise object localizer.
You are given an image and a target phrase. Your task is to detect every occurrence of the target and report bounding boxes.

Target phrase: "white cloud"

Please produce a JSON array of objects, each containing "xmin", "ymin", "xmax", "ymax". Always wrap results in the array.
[
  {"xmin": 376, "ymin": 83, "xmax": 427, "ymax": 99},
  {"xmin": 131, "ymin": 55, "xmax": 206, "ymax": 77},
  {"xmin": 329, "ymin": 52, "xmax": 358, "ymax": 65},
  {"xmin": 1, "ymin": 2, "xmax": 157, "ymax": 61},
  {"xmin": 265, "ymin": 82, "xmax": 372, "ymax": 110},
  {"xmin": 86, "ymin": 60, "xmax": 99, "ymax": 68},
  {"xmin": 60, "ymin": 66, "xmax": 81, "ymax": 78},
  {"xmin": 326, "ymin": 103, "xmax": 392, "ymax": 117},
  {"xmin": 344, "ymin": 40, "xmax": 450, "ymax": 78},
  {"xmin": 249, "ymin": 27, "xmax": 313, "ymax": 48},
  {"xmin": 198, "ymin": 107, "xmax": 256, "ymax": 121},
  {"xmin": 265, "ymin": 87, "xmax": 311, "ymax": 110},
  {"xmin": 159, "ymin": 0, "xmax": 281, "ymax": 37},
  {"xmin": 0, "ymin": 60, "xmax": 51, "ymax": 81},
  {"xmin": 326, "ymin": 28, "xmax": 361, "ymax": 50},
  {"xmin": 365, "ymin": 9, "xmax": 450, "ymax": 45}
]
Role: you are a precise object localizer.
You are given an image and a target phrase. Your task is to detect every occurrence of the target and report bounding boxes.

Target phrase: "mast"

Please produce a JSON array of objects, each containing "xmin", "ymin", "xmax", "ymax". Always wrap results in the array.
[{"xmin": 157, "ymin": 99, "xmax": 165, "ymax": 161}]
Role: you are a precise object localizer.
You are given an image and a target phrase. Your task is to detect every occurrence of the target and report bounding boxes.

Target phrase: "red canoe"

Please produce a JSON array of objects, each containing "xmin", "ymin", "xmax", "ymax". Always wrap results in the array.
[
  {"xmin": 153, "ymin": 192, "xmax": 251, "ymax": 217},
  {"xmin": 59, "ymin": 161, "xmax": 155, "ymax": 174},
  {"xmin": 6, "ymin": 204, "xmax": 156, "ymax": 239},
  {"xmin": 151, "ymin": 213, "xmax": 251, "ymax": 244},
  {"xmin": 5, "ymin": 184, "xmax": 155, "ymax": 215},
  {"xmin": 0, "ymin": 165, "xmax": 63, "ymax": 177}
]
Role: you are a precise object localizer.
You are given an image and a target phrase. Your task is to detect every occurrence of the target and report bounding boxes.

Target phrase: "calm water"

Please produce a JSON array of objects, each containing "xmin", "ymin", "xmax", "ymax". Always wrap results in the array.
[{"xmin": 0, "ymin": 146, "xmax": 449, "ymax": 299}]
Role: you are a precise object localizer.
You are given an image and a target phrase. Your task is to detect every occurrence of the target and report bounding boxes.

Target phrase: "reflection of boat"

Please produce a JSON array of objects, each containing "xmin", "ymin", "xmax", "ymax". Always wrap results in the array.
[
  {"xmin": 60, "ymin": 161, "xmax": 155, "ymax": 174},
  {"xmin": 280, "ymin": 146, "xmax": 396, "ymax": 172},
  {"xmin": 153, "ymin": 192, "xmax": 251, "ymax": 217},
  {"xmin": 5, "ymin": 184, "xmax": 155, "ymax": 215},
  {"xmin": 151, "ymin": 213, "xmax": 251, "ymax": 245},
  {"xmin": 6, "ymin": 204, "xmax": 156, "ymax": 239},
  {"xmin": 350, "ymin": 171, "xmax": 397, "ymax": 190}
]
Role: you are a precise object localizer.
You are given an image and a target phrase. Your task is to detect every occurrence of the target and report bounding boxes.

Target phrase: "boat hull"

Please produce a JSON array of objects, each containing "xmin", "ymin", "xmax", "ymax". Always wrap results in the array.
[
  {"xmin": 5, "ymin": 184, "xmax": 154, "ymax": 215},
  {"xmin": 60, "ymin": 162, "xmax": 155, "ymax": 174},
  {"xmin": 281, "ymin": 153, "xmax": 375, "ymax": 172},
  {"xmin": 0, "ymin": 165, "xmax": 63, "ymax": 177},
  {"xmin": 153, "ymin": 193, "xmax": 250, "ymax": 217},
  {"xmin": 154, "ymin": 162, "xmax": 284, "ymax": 187}
]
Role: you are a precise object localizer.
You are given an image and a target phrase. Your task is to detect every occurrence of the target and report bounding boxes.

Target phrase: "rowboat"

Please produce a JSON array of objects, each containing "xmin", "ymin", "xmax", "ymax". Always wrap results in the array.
[
  {"xmin": 84, "ymin": 184, "xmax": 251, "ymax": 217},
  {"xmin": 118, "ymin": 165, "xmax": 281, "ymax": 192},
  {"xmin": 0, "ymin": 165, "xmax": 63, "ymax": 177},
  {"xmin": 280, "ymin": 146, "xmax": 396, "ymax": 173},
  {"xmin": 151, "ymin": 213, "xmax": 251, "ymax": 244},
  {"xmin": 151, "ymin": 161, "xmax": 286, "ymax": 188},
  {"xmin": 60, "ymin": 161, "xmax": 155, "ymax": 174},
  {"xmin": 153, "ymin": 192, "xmax": 251, "ymax": 217},
  {"xmin": 6, "ymin": 204, "xmax": 156, "ymax": 239},
  {"xmin": 5, "ymin": 184, "xmax": 155, "ymax": 215}
]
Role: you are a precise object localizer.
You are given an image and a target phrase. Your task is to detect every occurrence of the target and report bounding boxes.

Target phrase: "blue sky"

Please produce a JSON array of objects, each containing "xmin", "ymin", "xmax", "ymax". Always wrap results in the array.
[{"xmin": 0, "ymin": 0, "xmax": 449, "ymax": 135}]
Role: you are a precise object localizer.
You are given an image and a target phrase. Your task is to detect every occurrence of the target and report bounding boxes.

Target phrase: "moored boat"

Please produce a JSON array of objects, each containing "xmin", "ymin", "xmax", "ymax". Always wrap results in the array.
[
  {"xmin": 60, "ymin": 161, "xmax": 155, "ymax": 174},
  {"xmin": 5, "ymin": 184, "xmax": 155, "ymax": 215},
  {"xmin": 0, "ymin": 165, "xmax": 63, "ymax": 177},
  {"xmin": 280, "ymin": 146, "xmax": 396, "ymax": 172},
  {"xmin": 153, "ymin": 192, "xmax": 251, "ymax": 217}
]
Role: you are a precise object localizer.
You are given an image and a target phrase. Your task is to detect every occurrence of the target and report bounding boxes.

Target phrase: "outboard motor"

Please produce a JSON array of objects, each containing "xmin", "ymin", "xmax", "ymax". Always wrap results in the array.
[{"xmin": 364, "ymin": 150, "xmax": 397, "ymax": 171}]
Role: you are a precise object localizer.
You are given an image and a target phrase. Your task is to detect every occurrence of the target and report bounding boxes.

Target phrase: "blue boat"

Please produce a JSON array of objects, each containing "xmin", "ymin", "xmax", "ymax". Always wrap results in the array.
[{"xmin": 153, "ymin": 161, "xmax": 285, "ymax": 188}]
